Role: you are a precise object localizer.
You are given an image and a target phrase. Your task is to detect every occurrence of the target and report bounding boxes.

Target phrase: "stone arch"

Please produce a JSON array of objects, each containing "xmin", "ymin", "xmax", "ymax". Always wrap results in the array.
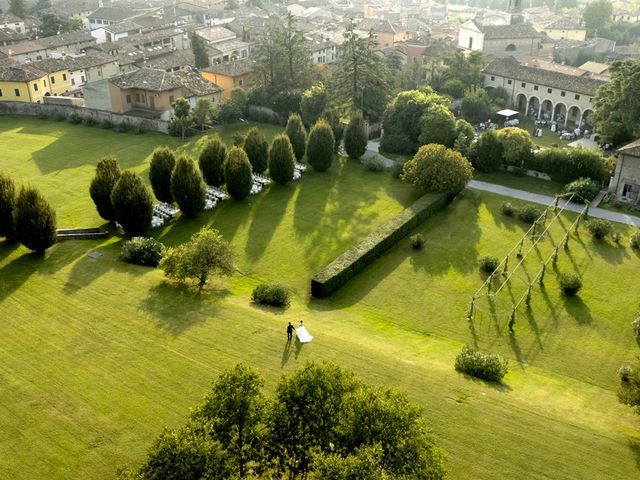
[
  {"xmin": 567, "ymin": 105, "xmax": 581, "ymax": 127},
  {"xmin": 506, "ymin": 43, "xmax": 516, "ymax": 51},
  {"xmin": 515, "ymin": 93, "xmax": 527, "ymax": 113},
  {"xmin": 582, "ymin": 109, "xmax": 594, "ymax": 128},
  {"xmin": 553, "ymin": 102, "xmax": 567, "ymax": 125},
  {"xmin": 540, "ymin": 99, "xmax": 553, "ymax": 121},
  {"xmin": 527, "ymin": 96, "xmax": 540, "ymax": 118}
]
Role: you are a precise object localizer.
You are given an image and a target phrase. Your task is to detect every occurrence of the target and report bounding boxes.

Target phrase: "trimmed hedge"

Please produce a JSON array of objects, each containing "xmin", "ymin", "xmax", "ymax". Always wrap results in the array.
[{"xmin": 311, "ymin": 193, "xmax": 449, "ymax": 298}]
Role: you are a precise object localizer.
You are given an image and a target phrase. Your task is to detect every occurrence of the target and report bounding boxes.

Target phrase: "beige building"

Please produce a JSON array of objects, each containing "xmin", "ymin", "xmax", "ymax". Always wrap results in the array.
[
  {"xmin": 610, "ymin": 140, "xmax": 640, "ymax": 203},
  {"xmin": 538, "ymin": 19, "xmax": 586, "ymax": 41},
  {"xmin": 457, "ymin": 20, "xmax": 553, "ymax": 59}
]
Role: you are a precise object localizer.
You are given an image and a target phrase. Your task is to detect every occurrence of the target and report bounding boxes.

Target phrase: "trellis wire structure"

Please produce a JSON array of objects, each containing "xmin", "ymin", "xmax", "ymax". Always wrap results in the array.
[{"xmin": 466, "ymin": 193, "xmax": 589, "ymax": 335}]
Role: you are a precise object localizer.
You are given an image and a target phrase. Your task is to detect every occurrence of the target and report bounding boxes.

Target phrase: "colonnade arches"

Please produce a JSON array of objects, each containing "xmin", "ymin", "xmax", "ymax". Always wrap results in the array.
[{"xmin": 514, "ymin": 92, "xmax": 589, "ymax": 128}]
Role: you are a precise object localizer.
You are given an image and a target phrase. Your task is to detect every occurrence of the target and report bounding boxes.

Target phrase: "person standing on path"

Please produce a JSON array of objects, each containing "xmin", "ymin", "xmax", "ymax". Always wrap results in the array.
[{"xmin": 286, "ymin": 322, "xmax": 294, "ymax": 342}]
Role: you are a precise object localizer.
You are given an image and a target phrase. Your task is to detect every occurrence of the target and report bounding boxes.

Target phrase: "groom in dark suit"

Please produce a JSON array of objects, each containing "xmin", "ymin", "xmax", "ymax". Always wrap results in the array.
[{"xmin": 286, "ymin": 322, "xmax": 294, "ymax": 342}]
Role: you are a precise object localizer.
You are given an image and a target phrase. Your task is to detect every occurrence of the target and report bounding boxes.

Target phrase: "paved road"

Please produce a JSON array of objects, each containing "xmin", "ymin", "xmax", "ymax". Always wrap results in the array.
[{"xmin": 364, "ymin": 140, "xmax": 395, "ymax": 167}]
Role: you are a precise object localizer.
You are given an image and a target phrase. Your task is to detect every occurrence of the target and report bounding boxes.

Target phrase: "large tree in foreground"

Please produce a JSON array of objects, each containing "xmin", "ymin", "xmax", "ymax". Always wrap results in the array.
[
  {"xmin": 14, "ymin": 186, "xmax": 57, "ymax": 253},
  {"xmin": 268, "ymin": 134, "xmax": 296, "ymax": 184},
  {"xmin": 284, "ymin": 113, "xmax": 307, "ymax": 163},
  {"xmin": 306, "ymin": 119, "xmax": 335, "ymax": 171},
  {"xmin": 343, "ymin": 111, "xmax": 367, "ymax": 160},
  {"xmin": 401, "ymin": 143, "xmax": 473, "ymax": 194},
  {"xmin": 0, "ymin": 173, "xmax": 16, "ymax": 240},
  {"xmin": 111, "ymin": 171, "xmax": 153, "ymax": 237},
  {"xmin": 224, "ymin": 147, "xmax": 253, "ymax": 200},
  {"xmin": 170, "ymin": 155, "xmax": 206, "ymax": 218},
  {"xmin": 243, "ymin": 127, "xmax": 269, "ymax": 174},
  {"xmin": 199, "ymin": 136, "xmax": 227, "ymax": 187},
  {"xmin": 89, "ymin": 156, "xmax": 121, "ymax": 222},
  {"xmin": 160, "ymin": 226, "xmax": 234, "ymax": 288},
  {"xmin": 149, "ymin": 147, "xmax": 176, "ymax": 203}
]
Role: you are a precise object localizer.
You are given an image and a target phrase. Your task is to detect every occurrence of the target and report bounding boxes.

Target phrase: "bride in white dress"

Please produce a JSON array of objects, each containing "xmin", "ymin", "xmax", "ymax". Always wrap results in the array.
[{"xmin": 296, "ymin": 321, "xmax": 313, "ymax": 343}]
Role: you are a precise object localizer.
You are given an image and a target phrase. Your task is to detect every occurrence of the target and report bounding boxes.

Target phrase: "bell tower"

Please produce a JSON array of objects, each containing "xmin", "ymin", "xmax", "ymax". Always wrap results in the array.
[{"xmin": 508, "ymin": 0, "xmax": 524, "ymax": 25}]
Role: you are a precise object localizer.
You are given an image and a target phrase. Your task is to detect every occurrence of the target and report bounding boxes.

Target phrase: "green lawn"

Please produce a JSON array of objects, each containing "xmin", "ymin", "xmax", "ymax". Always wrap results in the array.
[
  {"xmin": 474, "ymin": 170, "xmax": 565, "ymax": 195},
  {"xmin": 1, "ymin": 116, "xmax": 640, "ymax": 480},
  {"xmin": 517, "ymin": 118, "xmax": 574, "ymax": 149}
]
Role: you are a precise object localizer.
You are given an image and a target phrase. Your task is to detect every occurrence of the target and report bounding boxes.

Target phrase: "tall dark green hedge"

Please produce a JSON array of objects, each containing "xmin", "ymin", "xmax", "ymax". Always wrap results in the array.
[
  {"xmin": 243, "ymin": 127, "xmax": 269, "ymax": 174},
  {"xmin": 89, "ymin": 156, "xmax": 121, "ymax": 222},
  {"xmin": 171, "ymin": 155, "xmax": 206, "ymax": 218},
  {"xmin": 111, "ymin": 171, "xmax": 153, "ymax": 237},
  {"xmin": 470, "ymin": 130, "xmax": 503, "ymax": 173},
  {"xmin": 344, "ymin": 111, "xmax": 368, "ymax": 160},
  {"xmin": 311, "ymin": 193, "xmax": 449, "ymax": 298},
  {"xmin": 323, "ymin": 108, "xmax": 344, "ymax": 153},
  {"xmin": 224, "ymin": 147, "xmax": 253, "ymax": 200},
  {"xmin": 285, "ymin": 113, "xmax": 307, "ymax": 162},
  {"xmin": 306, "ymin": 119, "xmax": 335, "ymax": 172},
  {"xmin": 0, "ymin": 172, "xmax": 16, "ymax": 240},
  {"xmin": 199, "ymin": 136, "xmax": 227, "ymax": 187},
  {"xmin": 268, "ymin": 134, "xmax": 295, "ymax": 185},
  {"xmin": 14, "ymin": 186, "xmax": 57, "ymax": 254},
  {"xmin": 149, "ymin": 147, "xmax": 176, "ymax": 203}
]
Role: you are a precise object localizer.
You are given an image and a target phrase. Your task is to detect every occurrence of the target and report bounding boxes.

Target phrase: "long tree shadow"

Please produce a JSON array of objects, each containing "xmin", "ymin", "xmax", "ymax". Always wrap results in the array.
[
  {"xmin": 628, "ymin": 438, "xmax": 640, "ymax": 473},
  {"xmin": 0, "ymin": 251, "xmax": 41, "ymax": 304},
  {"xmin": 589, "ymin": 238, "xmax": 629, "ymax": 265},
  {"xmin": 562, "ymin": 294, "xmax": 593, "ymax": 325},
  {"xmin": 0, "ymin": 240, "xmax": 20, "ymax": 263}
]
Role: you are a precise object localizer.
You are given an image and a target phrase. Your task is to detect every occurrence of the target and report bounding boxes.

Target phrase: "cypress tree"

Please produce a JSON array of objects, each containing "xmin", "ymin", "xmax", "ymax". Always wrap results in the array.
[
  {"xmin": 0, "ymin": 173, "xmax": 16, "ymax": 240},
  {"xmin": 323, "ymin": 108, "xmax": 344, "ymax": 153},
  {"xmin": 243, "ymin": 127, "xmax": 269, "ymax": 174},
  {"xmin": 306, "ymin": 119, "xmax": 335, "ymax": 172},
  {"xmin": 268, "ymin": 134, "xmax": 295, "ymax": 185},
  {"xmin": 224, "ymin": 147, "xmax": 253, "ymax": 200},
  {"xmin": 285, "ymin": 113, "xmax": 307, "ymax": 162},
  {"xmin": 199, "ymin": 136, "xmax": 227, "ymax": 186},
  {"xmin": 89, "ymin": 156, "xmax": 121, "ymax": 222},
  {"xmin": 344, "ymin": 111, "xmax": 368, "ymax": 160},
  {"xmin": 149, "ymin": 147, "xmax": 176, "ymax": 203},
  {"xmin": 14, "ymin": 186, "xmax": 57, "ymax": 254},
  {"xmin": 111, "ymin": 171, "xmax": 153, "ymax": 237},
  {"xmin": 171, "ymin": 155, "xmax": 206, "ymax": 218}
]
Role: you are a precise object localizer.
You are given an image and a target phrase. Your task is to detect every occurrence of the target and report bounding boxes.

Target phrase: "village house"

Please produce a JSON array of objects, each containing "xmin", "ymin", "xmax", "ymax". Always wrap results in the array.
[
  {"xmin": 0, "ymin": 13, "xmax": 25, "ymax": 33},
  {"xmin": 90, "ymin": 20, "xmax": 144, "ymax": 44},
  {"xmin": 457, "ymin": 20, "xmax": 553, "ymax": 59},
  {"xmin": 537, "ymin": 19, "xmax": 586, "ymax": 41},
  {"xmin": 201, "ymin": 59, "xmax": 254, "ymax": 99},
  {"xmin": 88, "ymin": 7, "xmax": 147, "ymax": 31},
  {"xmin": 0, "ymin": 59, "xmax": 73, "ymax": 103},
  {"xmin": 0, "ymin": 31, "xmax": 96, "ymax": 63},
  {"xmin": 610, "ymin": 140, "xmax": 640, "ymax": 203}
]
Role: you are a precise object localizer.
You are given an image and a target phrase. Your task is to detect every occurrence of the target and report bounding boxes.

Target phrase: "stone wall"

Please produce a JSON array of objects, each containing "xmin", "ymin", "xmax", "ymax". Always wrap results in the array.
[{"xmin": 0, "ymin": 102, "xmax": 169, "ymax": 134}]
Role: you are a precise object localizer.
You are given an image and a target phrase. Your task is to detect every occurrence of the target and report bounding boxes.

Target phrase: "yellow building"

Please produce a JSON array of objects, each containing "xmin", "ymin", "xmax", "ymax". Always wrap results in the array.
[
  {"xmin": 0, "ymin": 59, "xmax": 73, "ymax": 103},
  {"xmin": 538, "ymin": 19, "xmax": 586, "ymax": 41},
  {"xmin": 201, "ymin": 59, "xmax": 254, "ymax": 100}
]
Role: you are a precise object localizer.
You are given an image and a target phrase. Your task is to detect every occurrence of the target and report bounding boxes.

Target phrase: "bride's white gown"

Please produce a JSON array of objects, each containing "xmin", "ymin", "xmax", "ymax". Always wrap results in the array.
[{"xmin": 296, "ymin": 325, "xmax": 313, "ymax": 343}]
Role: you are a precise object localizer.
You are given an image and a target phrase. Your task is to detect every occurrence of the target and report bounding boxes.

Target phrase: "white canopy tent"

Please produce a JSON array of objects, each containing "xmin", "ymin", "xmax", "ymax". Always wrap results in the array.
[{"xmin": 496, "ymin": 109, "xmax": 519, "ymax": 120}]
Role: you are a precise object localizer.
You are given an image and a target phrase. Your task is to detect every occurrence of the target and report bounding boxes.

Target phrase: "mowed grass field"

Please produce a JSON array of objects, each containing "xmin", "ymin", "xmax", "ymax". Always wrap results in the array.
[{"xmin": 1, "ymin": 116, "xmax": 640, "ymax": 479}]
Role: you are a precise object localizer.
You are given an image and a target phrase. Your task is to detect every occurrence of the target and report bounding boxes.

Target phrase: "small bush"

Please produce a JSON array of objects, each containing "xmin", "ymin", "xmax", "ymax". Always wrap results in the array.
[
  {"xmin": 391, "ymin": 160, "xmax": 405, "ymax": 179},
  {"xmin": 631, "ymin": 231, "xmax": 640, "ymax": 249},
  {"xmin": 135, "ymin": 125, "xmax": 146, "ymax": 135},
  {"xmin": 564, "ymin": 177, "xmax": 600, "ymax": 204},
  {"xmin": 586, "ymin": 219, "xmax": 612, "ymax": 239},
  {"xmin": 54, "ymin": 114, "xmax": 66, "ymax": 122},
  {"xmin": 363, "ymin": 155, "xmax": 385, "ymax": 172},
  {"xmin": 121, "ymin": 237, "xmax": 166, "ymax": 267},
  {"xmin": 455, "ymin": 346, "xmax": 508, "ymax": 382},
  {"xmin": 116, "ymin": 122, "xmax": 131, "ymax": 133},
  {"xmin": 558, "ymin": 273, "xmax": 582, "ymax": 296},
  {"xmin": 251, "ymin": 283, "xmax": 290, "ymax": 307},
  {"xmin": 619, "ymin": 364, "xmax": 633, "ymax": 382},
  {"xmin": 232, "ymin": 132, "xmax": 246, "ymax": 147},
  {"xmin": 83, "ymin": 117, "xmax": 98, "ymax": 127},
  {"xmin": 500, "ymin": 201, "xmax": 515, "ymax": 216},
  {"xmin": 613, "ymin": 232, "xmax": 622, "ymax": 244},
  {"xmin": 518, "ymin": 204, "xmax": 541, "ymax": 224},
  {"xmin": 632, "ymin": 317, "xmax": 640, "ymax": 339},
  {"xmin": 410, "ymin": 233, "xmax": 424, "ymax": 250},
  {"xmin": 101, "ymin": 120, "xmax": 113, "ymax": 129},
  {"xmin": 68, "ymin": 113, "xmax": 82, "ymax": 124},
  {"xmin": 479, "ymin": 255, "xmax": 500, "ymax": 273},
  {"xmin": 36, "ymin": 112, "xmax": 49, "ymax": 120}
]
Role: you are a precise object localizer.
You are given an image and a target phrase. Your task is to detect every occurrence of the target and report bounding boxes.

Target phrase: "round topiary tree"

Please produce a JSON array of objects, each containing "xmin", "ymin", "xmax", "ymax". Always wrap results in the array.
[
  {"xmin": 171, "ymin": 155, "xmax": 206, "ymax": 218},
  {"xmin": 401, "ymin": 144, "xmax": 474, "ymax": 194},
  {"xmin": 471, "ymin": 130, "xmax": 503, "ymax": 173},
  {"xmin": 268, "ymin": 134, "xmax": 296, "ymax": 185},
  {"xmin": 0, "ymin": 172, "xmax": 16, "ymax": 240},
  {"xmin": 496, "ymin": 127, "xmax": 534, "ymax": 166},
  {"xmin": 199, "ymin": 136, "xmax": 227, "ymax": 187},
  {"xmin": 344, "ymin": 111, "xmax": 367, "ymax": 160},
  {"xmin": 89, "ymin": 156, "xmax": 121, "ymax": 222},
  {"xmin": 14, "ymin": 186, "xmax": 57, "ymax": 254},
  {"xmin": 285, "ymin": 113, "xmax": 307, "ymax": 162},
  {"xmin": 149, "ymin": 147, "xmax": 176, "ymax": 203},
  {"xmin": 224, "ymin": 147, "xmax": 253, "ymax": 200},
  {"xmin": 418, "ymin": 103, "xmax": 457, "ymax": 147},
  {"xmin": 111, "ymin": 171, "xmax": 153, "ymax": 237},
  {"xmin": 243, "ymin": 127, "xmax": 269, "ymax": 174},
  {"xmin": 306, "ymin": 119, "xmax": 335, "ymax": 172}
]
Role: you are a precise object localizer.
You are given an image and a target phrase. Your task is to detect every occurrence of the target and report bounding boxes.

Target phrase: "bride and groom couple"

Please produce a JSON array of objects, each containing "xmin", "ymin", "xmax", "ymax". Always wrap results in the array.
[{"xmin": 287, "ymin": 321, "xmax": 313, "ymax": 344}]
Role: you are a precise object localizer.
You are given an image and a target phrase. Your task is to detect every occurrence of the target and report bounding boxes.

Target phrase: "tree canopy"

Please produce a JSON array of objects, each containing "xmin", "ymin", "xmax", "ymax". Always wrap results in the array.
[
  {"xmin": 402, "ymin": 144, "xmax": 474, "ymax": 194},
  {"xmin": 583, "ymin": 0, "xmax": 613, "ymax": 35}
]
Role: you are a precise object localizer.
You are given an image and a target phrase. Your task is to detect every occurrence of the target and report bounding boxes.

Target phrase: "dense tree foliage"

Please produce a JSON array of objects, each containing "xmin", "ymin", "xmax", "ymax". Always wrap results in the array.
[
  {"xmin": 418, "ymin": 103, "xmax": 457, "ymax": 147},
  {"xmin": 170, "ymin": 98, "xmax": 192, "ymax": 140},
  {"xmin": 453, "ymin": 119, "xmax": 475, "ymax": 157},
  {"xmin": 14, "ymin": 186, "xmax": 57, "ymax": 253},
  {"xmin": 402, "ymin": 144, "xmax": 474, "ymax": 194},
  {"xmin": 496, "ymin": 127, "xmax": 534, "ymax": 166},
  {"xmin": 192, "ymin": 98, "xmax": 213, "ymax": 131},
  {"xmin": 583, "ymin": 0, "xmax": 613, "ymax": 34},
  {"xmin": 300, "ymin": 83, "xmax": 328, "ymax": 127},
  {"xmin": 461, "ymin": 86, "xmax": 492, "ymax": 124},
  {"xmin": 111, "ymin": 171, "xmax": 153, "ymax": 237},
  {"xmin": 160, "ymin": 226, "xmax": 234, "ymax": 288},
  {"xmin": 433, "ymin": 51, "xmax": 485, "ymax": 95},
  {"xmin": 38, "ymin": 13, "xmax": 83, "ymax": 36},
  {"xmin": 343, "ymin": 111, "xmax": 367, "ymax": 160},
  {"xmin": 322, "ymin": 108, "xmax": 344, "ymax": 152},
  {"xmin": 285, "ymin": 113, "xmax": 307, "ymax": 162},
  {"xmin": 224, "ymin": 147, "xmax": 253, "ymax": 200},
  {"xmin": 199, "ymin": 136, "xmax": 227, "ymax": 186},
  {"xmin": 89, "ymin": 156, "xmax": 121, "ymax": 222},
  {"xmin": 9, "ymin": 0, "xmax": 27, "ymax": 18},
  {"xmin": 306, "ymin": 120, "xmax": 335, "ymax": 171},
  {"xmin": 191, "ymin": 32, "xmax": 210, "ymax": 69},
  {"xmin": 243, "ymin": 128, "xmax": 269, "ymax": 174},
  {"xmin": 268, "ymin": 134, "xmax": 296, "ymax": 184},
  {"xmin": 170, "ymin": 155, "xmax": 206, "ymax": 218},
  {"xmin": 470, "ymin": 130, "xmax": 504, "ymax": 173},
  {"xmin": 618, "ymin": 360, "xmax": 640, "ymax": 414},
  {"xmin": 149, "ymin": 147, "xmax": 176, "ymax": 203},
  {"xmin": 0, "ymin": 173, "xmax": 16, "ymax": 240}
]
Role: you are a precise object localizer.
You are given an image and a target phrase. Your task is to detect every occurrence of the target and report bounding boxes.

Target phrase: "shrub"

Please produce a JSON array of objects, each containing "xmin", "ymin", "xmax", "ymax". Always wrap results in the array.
[
  {"xmin": 14, "ymin": 186, "xmax": 57, "ymax": 253},
  {"xmin": 101, "ymin": 120, "xmax": 113, "ymax": 129},
  {"xmin": 401, "ymin": 144, "xmax": 473, "ymax": 194},
  {"xmin": 89, "ymin": 156, "xmax": 121, "ymax": 222},
  {"xmin": 121, "ymin": 237, "xmax": 166, "ymax": 267},
  {"xmin": 251, "ymin": 283, "xmax": 291, "ymax": 307},
  {"xmin": 496, "ymin": 127, "xmax": 534, "ymax": 166},
  {"xmin": 111, "ymin": 171, "xmax": 153, "ymax": 237},
  {"xmin": 268, "ymin": 134, "xmax": 295, "ymax": 185},
  {"xmin": 500, "ymin": 201, "xmax": 515, "ymax": 216},
  {"xmin": 232, "ymin": 132, "xmax": 246, "ymax": 147},
  {"xmin": 391, "ymin": 159, "xmax": 406, "ymax": 179},
  {"xmin": 68, "ymin": 113, "xmax": 82, "ymax": 124},
  {"xmin": 528, "ymin": 148, "xmax": 610, "ymax": 183},
  {"xmin": 311, "ymin": 193, "xmax": 448, "ymax": 298},
  {"xmin": 306, "ymin": 119, "xmax": 335, "ymax": 172},
  {"xmin": 0, "ymin": 173, "xmax": 16, "ymax": 239},
  {"xmin": 479, "ymin": 255, "xmax": 500, "ymax": 273},
  {"xmin": 285, "ymin": 113, "xmax": 307, "ymax": 162},
  {"xmin": 586, "ymin": 218, "xmax": 612, "ymax": 239},
  {"xmin": 243, "ymin": 127, "xmax": 269, "ymax": 174},
  {"xmin": 470, "ymin": 130, "xmax": 503, "ymax": 173},
  {"xmin": 300, "ymin": 82, "xmax": 327, "ymax": 127},
  {"xmin": 216, "ymin": 98, "xmax": 243, "ymax": 124},
  {"xmin": 363, "ymin": 155, "xmax": 385, "ymax": 172},
  {"xmin": 631, "ymin": 231, "xmax": 640, "ymax": 249},
  {"xmin": 224, "ymin": 147, "xmax": 253, "ymax": 200},
  {"xmin": 564, "ymin": 177, "xmax": 600, "ymax": 203},
  {"xmin": 149, "ymin": 147, "xmax": 176, "ymax": 203},
  {"xmin": 632, "ymin": 316, "xmax": 640, "ymax": 339},
  {"xmin": 380, "ymin": 133, "xmax": 415, "ymax": 155},
  {"xmin": 135, "ymin": 125, "xmax": 146, "ymax": 135},
  {"xmin": 115, "ymin": 122, "xmax": 131, "ymax": 133},
  {"xmin": 322, "ymin": 108, "xmax": 344, "ymax": 152},
  {"xmin": 455, "ymin": 346, "xmax": 508, "ymax": 382},
  {"xmin": 199, "ymin": 136, "xmax": 227, "ymax": 187},
  {"xmin": 558, "ymin": 273, "xmax": 582, "ymax": 296},
  {"xmin": 171, "ymin": 155, "xmax": 206, "ymax": 218},
  {"xmin": 418, "ymin": 103, "xmax": 457, "ymax": 147},
  {"xmin": 410, "ymin": 233, "xmax": 424, "ymax": 250},
  {"xmin": 619, "ymin": 364, "xmax": 633, "ymax": 382},
  {"xmin": 613, "ymin": 232, "xmax": 622, "ymax": 244},
  {"xmin": 344, "ymin": 111, "xmax": 367, "ymax": 160},
  {"xmin": 518, "ymin": 204, "xmax": 541, "ymax": 224},
  {"xmin": 83, "ymin": 117, "xmax": 98, "ymax": 127}
]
